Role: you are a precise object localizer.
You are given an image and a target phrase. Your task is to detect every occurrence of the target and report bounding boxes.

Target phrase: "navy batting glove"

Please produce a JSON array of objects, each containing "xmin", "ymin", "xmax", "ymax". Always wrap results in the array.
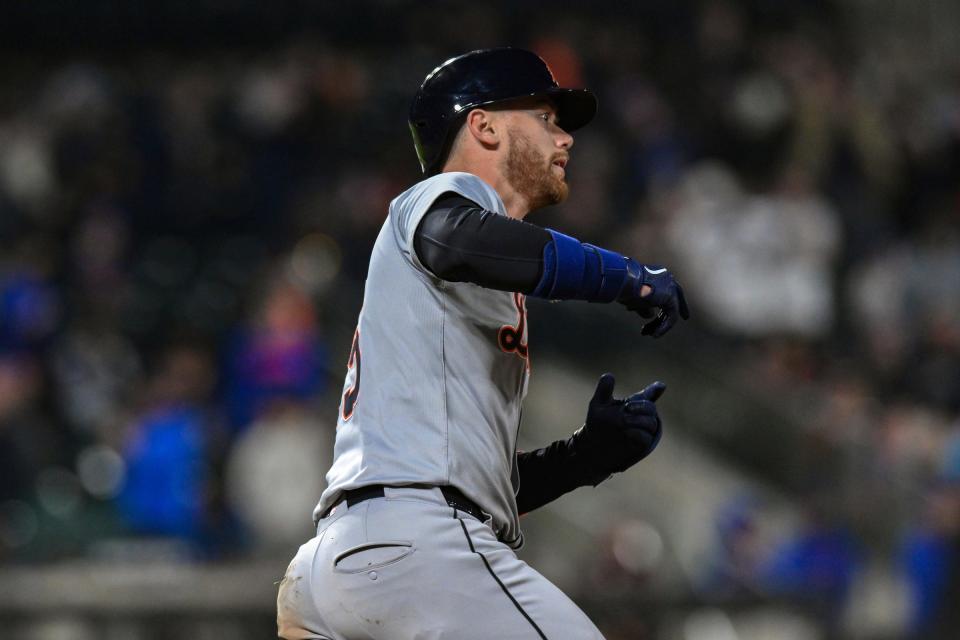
[
  {"xmin": 618, "ymin": 260, "xmax": 690, "ymax": 338},
  {"xmin": 573, "ymin": 373, "xmax": 666, "ymax": 485}
]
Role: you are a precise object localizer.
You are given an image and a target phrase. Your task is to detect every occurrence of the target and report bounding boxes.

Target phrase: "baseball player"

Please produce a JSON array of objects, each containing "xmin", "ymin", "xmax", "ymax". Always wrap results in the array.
[{"xmin": 277, "ymin": 48, "xmax": 689, "ymax": 639}]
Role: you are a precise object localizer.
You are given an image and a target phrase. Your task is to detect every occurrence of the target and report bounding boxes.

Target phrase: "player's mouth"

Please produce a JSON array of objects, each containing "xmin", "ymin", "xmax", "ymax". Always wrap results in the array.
[{"xmin": 551, "ymin": 156, "xmax": 568, "ymax": 176}]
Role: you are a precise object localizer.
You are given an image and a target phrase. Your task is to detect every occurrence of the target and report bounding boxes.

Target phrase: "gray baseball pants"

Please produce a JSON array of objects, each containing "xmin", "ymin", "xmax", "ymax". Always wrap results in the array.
[{"xmin": 277, "ymin": 485, "xmax": 605, "ymax": 639}]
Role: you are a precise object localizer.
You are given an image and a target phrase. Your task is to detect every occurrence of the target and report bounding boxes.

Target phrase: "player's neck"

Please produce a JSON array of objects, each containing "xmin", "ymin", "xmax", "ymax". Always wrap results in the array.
[
  {"xmin": 440, "ymin": 163, "xmax": 531, "ymax": 220},
  {"xmin": 492, "ymin": 180, "xmax": 532, "ymax": 220}
]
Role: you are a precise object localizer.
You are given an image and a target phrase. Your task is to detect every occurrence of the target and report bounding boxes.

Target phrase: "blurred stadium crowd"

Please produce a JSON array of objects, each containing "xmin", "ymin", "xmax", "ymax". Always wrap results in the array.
[{"xmin": 1, "ymin": 1, "xmax": 959, "ymax": 638}]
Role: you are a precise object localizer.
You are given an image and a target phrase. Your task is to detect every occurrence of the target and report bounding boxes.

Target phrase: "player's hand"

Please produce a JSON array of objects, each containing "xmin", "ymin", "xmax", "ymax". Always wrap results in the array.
[
  {"xmin": 573, "ymin": 373, "xmax": 665, "ymax": 484},
  {"xmin": 618, "ymin": 260, "xmax": 690, "ymax": 338}
]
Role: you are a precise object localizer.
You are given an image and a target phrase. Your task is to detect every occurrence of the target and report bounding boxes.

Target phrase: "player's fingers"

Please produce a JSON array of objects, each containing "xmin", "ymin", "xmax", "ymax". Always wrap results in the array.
[
  {"xmin": 624, "ymin": 297, "xmax": 657, "ymax": 318},
  {"xmin": 652, "ymin": 310, "xmax": 677, "ymax": 338},
  {"xmin": 627, "ymin": 384, "xmax": 666, "ymax": 406},
  {"xmin": 641, "ymin": 313, "xmax": 663, "ymax": 336},
  {"xmin": 623, "ymin": 402, "xmax": 659, "ymax": 432},
  {"xmin": 624, "ymin": 400, "xmax": 656, "ymax": 420},
  {"xmin": 638, "ymin": 381, "xmax": 667, "ymax": 402},
  {"xmin": 592, "ymin": 373, "xmax": 616, "ymax": 403},
  {"xmin": 677, "ymin": 283, "xmax": 690, "ymax": 320}
]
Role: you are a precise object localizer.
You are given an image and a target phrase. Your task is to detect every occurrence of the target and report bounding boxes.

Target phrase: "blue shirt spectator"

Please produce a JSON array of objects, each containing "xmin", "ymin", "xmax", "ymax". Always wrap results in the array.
[{"xmin": 117, "ymin": 404, "xmax": 208, "ymax": 540}]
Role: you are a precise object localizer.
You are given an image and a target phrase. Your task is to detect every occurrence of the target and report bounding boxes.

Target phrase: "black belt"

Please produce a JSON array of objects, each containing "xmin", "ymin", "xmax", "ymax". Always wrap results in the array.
[{"xmin": 331, "ymin": 485, "xmax": 486, "ymax": 522}]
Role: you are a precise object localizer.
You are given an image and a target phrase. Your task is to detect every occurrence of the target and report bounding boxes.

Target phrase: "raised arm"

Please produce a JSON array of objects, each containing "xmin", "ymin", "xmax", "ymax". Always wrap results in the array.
[{"xmin": 414, "ymin": 193, "xmax": 689, "ymax": 337}]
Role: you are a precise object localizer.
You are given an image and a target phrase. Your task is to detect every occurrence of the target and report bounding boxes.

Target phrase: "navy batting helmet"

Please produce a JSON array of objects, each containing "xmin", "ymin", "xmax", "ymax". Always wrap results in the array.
[{"xmin": 409, "ymin": 48, "xmax": 597, "ymax": 175}]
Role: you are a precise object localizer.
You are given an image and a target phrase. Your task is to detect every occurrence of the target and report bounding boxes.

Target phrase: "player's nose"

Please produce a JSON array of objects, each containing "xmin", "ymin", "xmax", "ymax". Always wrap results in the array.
[{"xmin": 556, "ymin": 129, "xmax": 574, "ymax": 150}]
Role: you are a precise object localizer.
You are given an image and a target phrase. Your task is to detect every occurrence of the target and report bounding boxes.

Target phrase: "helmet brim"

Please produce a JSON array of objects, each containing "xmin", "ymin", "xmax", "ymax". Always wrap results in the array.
[{"xmin": 545, "ymin": 88, "xmax": 597, "ymax": 132}]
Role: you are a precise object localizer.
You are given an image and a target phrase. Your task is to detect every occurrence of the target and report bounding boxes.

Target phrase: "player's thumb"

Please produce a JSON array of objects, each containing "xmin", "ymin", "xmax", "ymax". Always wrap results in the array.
[
  {"xmin": 638, "ymin": 381, "xmax": 666, "ymax": 402},
  {"xmin": 592, "ymin": 373, "xmax": 616, "ymax": 403}
]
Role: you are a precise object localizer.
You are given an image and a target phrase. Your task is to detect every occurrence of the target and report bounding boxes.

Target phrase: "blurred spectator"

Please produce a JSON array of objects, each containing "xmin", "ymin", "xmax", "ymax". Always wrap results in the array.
[
  {"xmin": 901, "ymin": 480, "xmax": 960, "ymax": 638},
  {"xmin": 224, "ymin": 278, "xmax": 327, "ymax": 431},
  {"xmin": 759, "ymin": 498, "xmax": 860, "ymax": 632},
  {"xmin": 0, "ymin": 353, "xmax": 59, "ymax": 558},
  {"xmin": 848, "ymin": 213, "xmax": 960, "ymax": 409},
  {"xmin": 0, "ymin": 121, "xmax": 57, "ymax": 220},
  {"xmin": 0, "ymin": 259, "xmax": 61, "ymax": 352},
  {"xmin": 226, "ymin": 401, "xmax": 332, "ymax": 552},
  {"xmin": 589, "ymin": 517, "xmax": 665, "ymax": 592},
  {"xmin": 667, "ymin": 162, "xmax": 842, "ymax": 337},
  {"xmin": 698, "ymin": 496, "xmax": 764, "ymax": 599},
  {"xmin": 0, "ymin": 354, "xmax": 57, "ymax": 504},
  {"xmin": 68, "ymin": 205, "xmax": 130, "ymax": 319},
  {"xmin": 49, "ymin": 323, "xmax": 141, "ymax": 438},
  {"xmin": 116, "ymin": 342, "xmax": 220, "ymax": 548}
]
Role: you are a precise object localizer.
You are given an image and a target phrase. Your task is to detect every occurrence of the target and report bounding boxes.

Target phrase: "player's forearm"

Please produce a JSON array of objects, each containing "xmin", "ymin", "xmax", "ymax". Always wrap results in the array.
[
  {"xmin": 531, "ymin": 230, "xmax": 690, "ymax": 336},
  {"xmin": 515, "ymin": 436, "xmax": 608, "ymax": 514}
]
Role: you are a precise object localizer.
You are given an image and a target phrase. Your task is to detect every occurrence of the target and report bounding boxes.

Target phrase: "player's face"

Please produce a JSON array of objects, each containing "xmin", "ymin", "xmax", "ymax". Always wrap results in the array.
[{"xmin": 501, "ymin": 101, "xmax": 574, "ymax": 211}]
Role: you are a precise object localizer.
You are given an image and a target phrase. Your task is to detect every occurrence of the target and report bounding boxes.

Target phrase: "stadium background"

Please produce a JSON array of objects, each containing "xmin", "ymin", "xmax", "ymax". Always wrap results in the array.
[{"xmin": 1, "ymin": 1, "xmax": 959, "ymax": 638}]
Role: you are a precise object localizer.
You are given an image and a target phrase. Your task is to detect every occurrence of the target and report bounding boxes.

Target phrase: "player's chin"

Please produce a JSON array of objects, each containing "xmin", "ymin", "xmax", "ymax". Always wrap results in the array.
[
  {"xmin": 528, "ymin": 171, "xmax": 568, "ymax": 209},
  {"xmin": 548, "ymin": 176, "xmax": 569, "ymax": 204}
]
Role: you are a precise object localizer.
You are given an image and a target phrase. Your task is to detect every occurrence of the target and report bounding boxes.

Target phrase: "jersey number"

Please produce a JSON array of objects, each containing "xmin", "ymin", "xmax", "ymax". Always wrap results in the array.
[{"xmin": 341, "ymin": 328, "xmax": 361, "ymax": 421}]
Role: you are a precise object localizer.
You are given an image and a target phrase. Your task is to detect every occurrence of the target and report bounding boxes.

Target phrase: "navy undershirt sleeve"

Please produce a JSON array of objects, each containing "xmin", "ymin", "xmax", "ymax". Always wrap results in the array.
[
  {"xmin": 414, "ymin": 193, "xmax": 634, "ymax": 306},
  {"xmin": 413, "ymin": 193, "xmax": 550, "ymax": 292},
  {"xmin": 516, "ymin": 439, "xmax": 588, "ymax": 514}
]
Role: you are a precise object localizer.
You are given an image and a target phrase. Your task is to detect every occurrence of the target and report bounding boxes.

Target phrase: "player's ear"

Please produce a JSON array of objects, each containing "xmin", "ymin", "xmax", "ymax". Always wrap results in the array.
[{"xmin": 464, "ymin": 108, "xmax": 500, "ymax": 148}]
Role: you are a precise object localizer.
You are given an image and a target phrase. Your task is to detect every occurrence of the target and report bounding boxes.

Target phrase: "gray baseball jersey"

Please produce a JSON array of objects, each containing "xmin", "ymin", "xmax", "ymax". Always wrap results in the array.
[{"xmin": 315, "ymin": 172, "xmax": 530, "ymax": 547}]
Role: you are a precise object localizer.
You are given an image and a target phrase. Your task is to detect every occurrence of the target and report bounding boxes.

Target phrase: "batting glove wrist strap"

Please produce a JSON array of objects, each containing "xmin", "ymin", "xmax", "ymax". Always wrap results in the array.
[{"xmin": 530, "ymin": 229, "xmax": 628, "ymax": 302}]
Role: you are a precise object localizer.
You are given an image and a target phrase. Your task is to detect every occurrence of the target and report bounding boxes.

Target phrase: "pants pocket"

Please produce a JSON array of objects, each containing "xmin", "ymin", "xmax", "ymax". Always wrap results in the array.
[{"xmin": 332, "ymin": 541, "xmax": 415, "ymax": 574}]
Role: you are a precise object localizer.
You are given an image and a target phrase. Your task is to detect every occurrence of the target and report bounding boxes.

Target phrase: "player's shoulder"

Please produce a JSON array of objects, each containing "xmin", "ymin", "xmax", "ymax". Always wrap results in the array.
[{"xmin": 391, "ymin": 172, "xmax": 505, "ymax": 216}]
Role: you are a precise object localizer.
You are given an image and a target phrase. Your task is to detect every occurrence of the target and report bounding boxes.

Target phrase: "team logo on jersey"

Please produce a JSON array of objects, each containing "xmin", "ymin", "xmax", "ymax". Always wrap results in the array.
[{"xmin": 498, "ymin": 293, "xmax": 529, "ymax": 365}]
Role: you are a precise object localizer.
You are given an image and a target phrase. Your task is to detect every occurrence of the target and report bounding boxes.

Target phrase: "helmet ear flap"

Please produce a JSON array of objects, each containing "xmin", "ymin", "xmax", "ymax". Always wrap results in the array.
[
  {"xmin": 409, "ymin": 91, "xmax": 455, "ymax": 175},
  {"xmin": 432, "ymin": 114, "xmax": 472, "ymax": 175},
  {"xmin": 411, "ymin": 107, "xmax": 467, "ymax": 175},
  {"xmin": 408, "ymin": 121, "xmax": 431, "ymax": 174}
]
